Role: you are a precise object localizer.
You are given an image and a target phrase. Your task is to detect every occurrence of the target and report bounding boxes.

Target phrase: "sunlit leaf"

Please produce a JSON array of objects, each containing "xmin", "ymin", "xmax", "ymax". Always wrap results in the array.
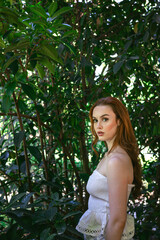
[
  {"xmin": 30, "ymin": 6, "xmax": 48, "ymax": 19},
  {"xmin": 39, "ymin": 44, "xmax": 63, "ymax": 64},
  {"xmin": 36, "ymin": 63, "xmax": 45, "ymax": 79},
  {"xmin": 0, "ymin": 37, "xmax": 5, "ymax": 48},
  {"xmin": 48, "ymin": 2, "xmax": 58, "ymax": 16},
  {"xmin": 51, "ymin": 7, "xmax": 72, "ymax": 18}
]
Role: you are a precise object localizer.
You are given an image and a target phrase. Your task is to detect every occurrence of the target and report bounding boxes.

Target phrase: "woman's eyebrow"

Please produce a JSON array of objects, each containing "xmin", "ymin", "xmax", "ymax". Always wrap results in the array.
[{"xmin": 92, "ymin": 114, "xmax": 110, "ymax": 119}]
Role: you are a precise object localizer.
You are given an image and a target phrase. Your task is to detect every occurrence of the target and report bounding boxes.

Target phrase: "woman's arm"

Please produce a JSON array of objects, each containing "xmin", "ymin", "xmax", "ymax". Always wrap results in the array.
[{"xmin": 104, "ymin": 156, "xmax": 129, "ymax": 240}]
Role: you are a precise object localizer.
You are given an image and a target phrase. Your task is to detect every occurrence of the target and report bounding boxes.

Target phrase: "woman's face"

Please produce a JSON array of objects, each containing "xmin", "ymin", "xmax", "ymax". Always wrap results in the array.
[{"xmin": 92, "ymin": 105, "xmax": 119, "ymax": 143}]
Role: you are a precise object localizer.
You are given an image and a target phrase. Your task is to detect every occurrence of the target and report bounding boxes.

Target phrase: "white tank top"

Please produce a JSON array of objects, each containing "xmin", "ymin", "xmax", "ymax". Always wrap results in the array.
[{"xmin": 76, "ymin": 169, "xmax": 135, "ymax": 240}]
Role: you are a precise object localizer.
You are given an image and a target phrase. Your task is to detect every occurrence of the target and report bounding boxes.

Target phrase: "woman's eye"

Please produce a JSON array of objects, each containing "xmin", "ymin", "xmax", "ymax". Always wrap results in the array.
[
  {"xmin": 93, "ymin": 119, "xmax": 97, "ymax": 123},
  {"xmin": 103, "ymin": 118, "xmax": 108, "ymax": 122}
]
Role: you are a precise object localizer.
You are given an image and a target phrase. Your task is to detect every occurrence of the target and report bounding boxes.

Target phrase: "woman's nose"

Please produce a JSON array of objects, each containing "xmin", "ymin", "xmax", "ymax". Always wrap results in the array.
[{"xmin": 97, "ymin": 121, "xmax": 102, "ymax": 128}]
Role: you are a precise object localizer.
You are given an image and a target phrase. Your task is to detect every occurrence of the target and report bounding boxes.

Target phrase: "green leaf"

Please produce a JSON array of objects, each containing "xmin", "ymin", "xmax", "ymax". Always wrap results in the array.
[
  {"xmin": 14, "ymin": 131, "xmax": 25, "ymax": 148},
  {"xmin": 124, "ymin": 39, "xmax": 132, "ymax": 51},
  {"xmin": 39, "ymin": 44, "xmax": 63, "ymax": 65},
  {"xmin": 28, "ymin": 146, "xmax": 42, "ymax": 162},
  {"xmin": 21, "ymin": 193, "xmax": 34, "ymax": 207},
  {"xmin": 3, "ymin": 55, "xmax": 17, "ymax": 70},
  {"xmin": 30, "ymin": 6, "xmax": 48, "ymax": 19},
  {"xmin": 63, "ymin": 211, "xmax": 82, "ymax": 219},
  {"xmin": 4, "ymin": 223, "xmax": 19, "ymax": 240},
  {"xmin": 55, "ymin": 221, "xmax": 66, "ymax": 235},
  {"xmin": 21, "ymin": 83, "xmax": 36, "ymax": 100},
  {"xmin": 36, "ymin": 64, "xmax": 45, "ymax": 79},
  {"xmin": 4, "ymin": 39, "xmax": 30, "ymax": 53},
  {"xmin": 6, "ymin": 193, "xmax": 26, "ymax": 209},
  {"xmin": 2, "ymin": 95, "xmax": 12, "ymax": 113},
  {"xmin": 61, "ymin": 42, "xmax": 76, "ymax": 56},
  {"xmin": 0, "ymin": 37, "xmax": 5, "ymax": 48},
  {"xmin": 143, "ymin": 31, "xmax": 149, "ymax": 42},
  {"xmin": 18, "ymin": 99, "xmax": 28, "ymax": 112},
  {"xmin": 6, "ymin": 81, "xmax": 17, "ymax": 96},
  {"xmin": 40, "ymin": 228, "xmax": 50, "ymax": 240},
  {"xmin": 52, "ymin": 7, "xmax": 72, "ymax": 18},
  {"xmin": 9, "ymin": 59, "xmax": 19, "ymax": 75},
  {"xmin": 61, "ymin": 30, "xmax": 77, "ymax": 39},
  {"xmin": 113, "ymin": 60, "xmax": 124, "ymax": 74},
  {"xmin": 0, "ymin": 7, "xmax": 21, "ymax": 26},
  {"xmin": 40, "ymin": 58, "xmax": 55, "ymax": 74},
  {"xmin": 48, "ymin": 2, "xmax": 58, "ymax": 16},
  {"xmin": 47, "ymin": 234, "xmax": 56, "ymax": 240}
]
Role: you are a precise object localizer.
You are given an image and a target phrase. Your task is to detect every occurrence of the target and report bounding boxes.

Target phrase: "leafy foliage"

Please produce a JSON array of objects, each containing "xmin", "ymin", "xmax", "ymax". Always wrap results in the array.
[{"xmin": 0, "ymin": 0, "xmax": 160, "ymax": 239}]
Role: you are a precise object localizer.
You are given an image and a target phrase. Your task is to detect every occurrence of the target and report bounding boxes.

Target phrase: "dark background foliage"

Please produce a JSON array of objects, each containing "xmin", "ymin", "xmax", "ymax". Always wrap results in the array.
[{"xmin": 0, "ymin": 0, "xmax": 160, "ymax": 239}]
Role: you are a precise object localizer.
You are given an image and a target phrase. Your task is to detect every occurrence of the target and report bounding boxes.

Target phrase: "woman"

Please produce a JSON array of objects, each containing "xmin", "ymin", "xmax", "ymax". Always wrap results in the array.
[{"xmin": 76, "ymin": 97, "xmax": 142, "ymax": 240}]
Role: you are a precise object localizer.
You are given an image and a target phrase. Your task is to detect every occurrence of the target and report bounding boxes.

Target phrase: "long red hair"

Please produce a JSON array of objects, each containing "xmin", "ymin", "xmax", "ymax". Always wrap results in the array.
[{"xmin": 89, "ymin": 96, "xmax": 142, "ymax": 199}]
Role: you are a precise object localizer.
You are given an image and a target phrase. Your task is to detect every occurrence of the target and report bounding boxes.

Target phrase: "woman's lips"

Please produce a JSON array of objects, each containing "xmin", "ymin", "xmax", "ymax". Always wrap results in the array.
[{"xmin": 97, "ymin": 131, "xmax": 104, "ymax": 136}]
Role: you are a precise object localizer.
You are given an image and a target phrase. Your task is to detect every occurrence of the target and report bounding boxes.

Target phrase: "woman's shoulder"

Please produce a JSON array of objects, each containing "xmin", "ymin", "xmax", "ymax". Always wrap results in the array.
[
  {"xmin": 107, "ymin": 147, "xmax": 131, "ymax": 168},
  {"xmin": 107, "ymin": 147, "xmax": 134, "ymax": 183}
]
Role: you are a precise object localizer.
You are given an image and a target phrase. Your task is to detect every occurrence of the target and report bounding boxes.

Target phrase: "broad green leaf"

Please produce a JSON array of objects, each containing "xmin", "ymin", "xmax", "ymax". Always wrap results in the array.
[
  {"xmin": 48, "ymin": 2, "xmax": 58, "ymax": 16},
  {"xmin": 6, "ymin": 193, "xmax": 26, "ymax": 209},
  {"xmin": 63, "ymin": 211, "xmax": 82, "ymax": 219},
  {"xmin": 45, "ymin": 207, "xmax": 57, "ymax": 221},
  {"xmin": 40, "ymin": 58, "xmax": 55, "ymax": 74},
  {"xmin": 15, "ymin": 72, "xmax": 27, "ymax": 83},
  {"xmin": 61, "ymin": 30, "xmax": 77, "ymax": 39},
  {"xmin": 9, "ymin": 59, "xmax": 19, "ymax": 75},
  {"xmin": 2, "ymin": 95, "xmax": 12, "ymax": 113},
  {"xmin": 6, "ymin": 81, "xmax": 17, "ymax": 96},
  {"xmin": 14, "ymin": 131, "xmax": 25, "ymax": 148},
  {"xmin": 21, "ymin": 193, "xmax": 34, "ymax": 207},
  {"xmin": 30, "ymin": 6, "xmax": 48, "ymax": 19},
  {"xmin": 39, "ymin": 44, "xmax": 63, "ymax": 64},
  {"xmin": 113, "ymin": 60, "xmax": 124, "ymax": 74},
  {"xmin": 55, "ymin": 221, "xmax": 66, "ymax": 235},
  {"xmin": 18, "ymin": 99, "xmax": 28, "ymax": 112},
  {"xmin": 60, "ymin": 41, "xmax": 76, "ymax": 55},
  {"xmin": 4, "ymin": 39, "xmax": 30, "ymax": 53},
  {"xmin": 0, "ymin": 37, "xmax": 5, "ymax": 48},
  {"xmin": 52, "ymin": 7, "xmax": 72, "ymax": 19},
  {"xmin": 9, "ymin": 0, "xmax": 13, "ymax": 5},
  {"xmin": 28, "ymin": 146, "xmax": 42, "ymax": 162},
  {"xmin": 129, "ymin": 56, "xmax": 139, "ymax": 60},
  {"xmin": 3, "ymin": 55, "xmax": 18, "ymax": 70},
  {"xmin": 40, "ymin": 228, "xmax": 50, "ymax": 240},
  {"xmin": 124, "ymin": 39, "xmax": 132, "ymax": 51},
  {"xmin": 21, "ymin": 83, "xmax": 36, "ymax": 100},
  {"xmin": 143, "ymin": 31, "xmax": 149, "ymax": 42},
  {"xmin": 47, "ymin": 234, "xmax": 56, "ymax": 240},
  {"xmin": 0, "ymin": 7, "xmax": 20, "ymax": 26},
  {"xmin": 3, "ymin": 223, "xmax": 19, "ymax": 240},
  {"xmin": 36, "ymin": 64, "xmax": 45, "ymax": 79}
]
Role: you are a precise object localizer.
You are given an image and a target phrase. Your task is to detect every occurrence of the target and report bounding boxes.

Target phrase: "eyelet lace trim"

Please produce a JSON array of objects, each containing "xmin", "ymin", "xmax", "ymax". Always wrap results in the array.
[
  {"xmin": 76, "ymin": 225, "xmax": 103, "ymax": 236},
  {"xmin": 76, "ymin": 213, "xmax": 135, "ymax": 239}
]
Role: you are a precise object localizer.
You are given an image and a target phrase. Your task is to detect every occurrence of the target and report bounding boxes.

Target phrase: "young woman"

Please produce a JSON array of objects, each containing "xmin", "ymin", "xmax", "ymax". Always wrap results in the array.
[{"xmin": 76, "ymin": 97, "xmax": 142, "ymax": 240}]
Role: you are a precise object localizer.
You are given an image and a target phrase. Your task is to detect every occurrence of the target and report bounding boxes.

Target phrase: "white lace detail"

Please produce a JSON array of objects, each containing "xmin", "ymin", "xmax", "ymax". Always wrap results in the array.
[
  {"xmin": 76, "ymin": 210, "xmax": 108, "ymax": 237},
  {"xmin": 76, "ymin": 212, "xmax": 134, "ymax": 240}
]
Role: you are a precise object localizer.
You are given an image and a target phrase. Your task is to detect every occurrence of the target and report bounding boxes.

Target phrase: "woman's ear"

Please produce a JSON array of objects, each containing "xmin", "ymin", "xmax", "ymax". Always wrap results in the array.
[{"xmin": 117, "ymin": 119, "xmax": 121, "ymax": 126}]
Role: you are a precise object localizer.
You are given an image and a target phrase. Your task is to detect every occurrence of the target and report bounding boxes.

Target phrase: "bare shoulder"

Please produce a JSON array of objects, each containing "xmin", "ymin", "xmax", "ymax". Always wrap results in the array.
[
  {"xmin": 108, "ymin": 151, "xmax": 130, "ymax": 167},
  {"xmin": 107, "ymin": 148, "xmax": 133, "ymax": 183}
]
